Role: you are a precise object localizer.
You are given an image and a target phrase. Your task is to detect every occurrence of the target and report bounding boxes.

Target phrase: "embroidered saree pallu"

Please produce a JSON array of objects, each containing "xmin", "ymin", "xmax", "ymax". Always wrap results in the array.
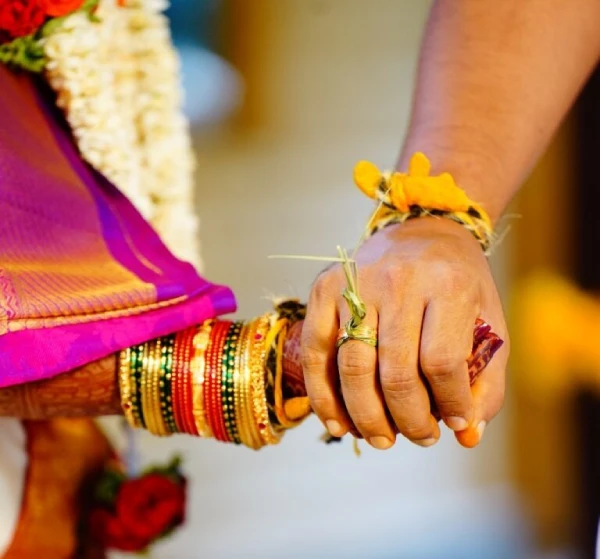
[{"xmin": 0, "ymin": 65, "xmax": 236, "ymax": 388}]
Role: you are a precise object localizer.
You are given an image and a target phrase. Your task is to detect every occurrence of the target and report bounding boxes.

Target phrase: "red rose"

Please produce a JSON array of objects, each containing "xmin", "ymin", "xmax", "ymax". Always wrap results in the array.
[
  {"xmin": 45, "ymin": 0, "xmax": 84, "ymax": 17},
  {"xmin": 0, "ymin": 0, "xmax": 48, "ymax": 39},
  {"xmin": 116, "ymin": 474, "xmax": 186, "ymax": 541},
  {"xmin": 88, "ymin": 508, "xmax": 150, "ymax": 552}
]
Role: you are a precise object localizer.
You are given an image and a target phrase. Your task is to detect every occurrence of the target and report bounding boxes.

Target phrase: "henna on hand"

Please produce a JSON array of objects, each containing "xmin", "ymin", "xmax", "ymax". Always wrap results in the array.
[{"xmin": 0, "ymin": 355, "xmax": 120, "ymax": 419}]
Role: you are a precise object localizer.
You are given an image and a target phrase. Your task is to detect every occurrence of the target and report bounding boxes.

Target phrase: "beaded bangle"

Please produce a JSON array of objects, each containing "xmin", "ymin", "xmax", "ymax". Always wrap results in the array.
[
  {"xmin": 232, "ymin": 322, "xmax": 247, "ymax": 445},
  {"xmin": 152, "ymin": 337, "xmax": 168, "ymax": 437},
  {"xmin": 159, "ymin": 335, "xmax": 177, "ymax": 434},
  {"xmin": 130, "ymin": 343, "xmax": 146, "ymax": 429},
  {"xmin": 221, "ymin": 322, "xmax": 239, "ymax": 443},
  {"xmin": 149, "ymin": 337, "xmax": 170, "ymax": 437}
]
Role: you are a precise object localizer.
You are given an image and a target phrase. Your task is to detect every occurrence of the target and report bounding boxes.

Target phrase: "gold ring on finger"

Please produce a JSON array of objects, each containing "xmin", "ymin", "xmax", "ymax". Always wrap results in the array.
[{"xmin": 336, "ymin": 323, "xmax": 378, "ymax": 349}]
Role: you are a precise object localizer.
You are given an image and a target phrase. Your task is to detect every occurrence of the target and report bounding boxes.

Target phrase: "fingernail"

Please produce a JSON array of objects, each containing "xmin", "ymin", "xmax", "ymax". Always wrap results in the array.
[
  {"xmin": 368, "ymin": 436, "xmax": 394, "ymax": 450},
  {"xmin": 414, "ymin": 437, "xmax": 438, "ymax": 448},
  {"xmin": 445, "ymin": 416, "xmax": 469, "ymax": 431},
  {"xmin": 476, "ymin": 420, "xmax": 487, "ymax": 440},
  {"xmin": 325, "ymin": 420, "xmax": 345, "ymax": 438}
]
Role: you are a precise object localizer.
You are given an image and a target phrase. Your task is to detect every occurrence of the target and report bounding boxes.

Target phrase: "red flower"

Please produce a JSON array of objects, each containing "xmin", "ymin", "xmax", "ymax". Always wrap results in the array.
[
  {"xmin": 116, "ymin": 474, "xmax": 186, "ymax": 541},
  {"xmin": 89, "ymin": 509, "xmax": 150, "ymax": 552},
  {"xmin": 45, "ymin": 0, "xmax": 84, "ymax": 17},
  {"xmin": 0, "ymin": 0, "xmax": 48, "ymax": 39}
]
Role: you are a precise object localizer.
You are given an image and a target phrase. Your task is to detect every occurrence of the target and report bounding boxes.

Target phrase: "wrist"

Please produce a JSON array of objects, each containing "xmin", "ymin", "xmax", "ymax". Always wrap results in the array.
[{"xmin": 397, "ymin": 130, "xmax": 511, "ymax": 225}]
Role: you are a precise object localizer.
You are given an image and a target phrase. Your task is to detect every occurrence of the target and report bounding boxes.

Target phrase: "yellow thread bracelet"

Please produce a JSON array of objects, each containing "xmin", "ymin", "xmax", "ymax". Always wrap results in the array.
[{"xmin": 354, "ymin": 152, "xmax": 494, "ymax": 253}]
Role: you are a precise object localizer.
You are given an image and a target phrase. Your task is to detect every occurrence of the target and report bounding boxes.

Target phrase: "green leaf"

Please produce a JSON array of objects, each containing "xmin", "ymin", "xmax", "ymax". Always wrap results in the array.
[
  {"xmin": 40, "ymin": 16, "xmax": 68, "ymax": 38},
  {"xmin": 141, "ymin": 455, "xmax": 185, "ymax": 482},
  {"xmin": 93, "ymin": 469, "xmax": 126, "ymax": 507},
  {"xmin": 0, "ymin": 35, "xmax": 46, "ymax": 73},
  {"xmin": 81, "ymin": 0, "xmax": 101, "ymax": 22}
]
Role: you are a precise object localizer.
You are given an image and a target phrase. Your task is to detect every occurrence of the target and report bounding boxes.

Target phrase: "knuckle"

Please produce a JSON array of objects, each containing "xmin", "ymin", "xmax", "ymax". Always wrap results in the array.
[
  {"xmin": 380, "ymin": 367, "xmax": 418, "ymax": 400},
  {"xmin": 381, "ymin": 260, "xmax": 415, "ymax": 290},
  {"xmin": 306, "ymin": 390, "xmax": 336, "ymax": 415},
  {"xmin": 338, "ymin": 347, "xmax": 374, "ymax": 378},
  {"xmin": 310, "ymin": 268, "xmax": 338, "ymax": 300},
  {"xmin": 432, "ymin": 261, "xmax": 475, "ymax": 296},
  {"xmin": 421, "ymin": 352, "xmax": 466, "ymax": 379},
  {"xmin": 300, "ymin": 346, "xmax": 327, "ymax": 373},
  {"xmin": 436, "ymin": 395, "xmax": 466, "ymax": 415}
]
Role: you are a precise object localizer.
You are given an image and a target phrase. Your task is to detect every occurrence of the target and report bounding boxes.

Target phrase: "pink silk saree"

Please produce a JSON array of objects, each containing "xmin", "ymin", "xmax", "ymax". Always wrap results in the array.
[{"xmin": 0, "ymin": 65, "xmax": 236, "ymax": 388}]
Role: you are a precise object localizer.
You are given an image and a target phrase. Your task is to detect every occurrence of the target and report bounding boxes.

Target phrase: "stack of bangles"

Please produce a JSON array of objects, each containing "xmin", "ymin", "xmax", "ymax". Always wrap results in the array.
[
  {"xmin": 118, "ymin": 305, "xmax": 309, "ymax": 450},
  {"xmin": 118, "ymin": 152, "xmax": 503, "ymax": 449}
]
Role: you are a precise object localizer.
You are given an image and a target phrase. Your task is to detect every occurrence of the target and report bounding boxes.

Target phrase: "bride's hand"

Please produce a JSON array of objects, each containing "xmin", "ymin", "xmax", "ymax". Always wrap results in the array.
[{"xmin": 301, "ymin": 218, "xmax": 508, "ymax": 450}]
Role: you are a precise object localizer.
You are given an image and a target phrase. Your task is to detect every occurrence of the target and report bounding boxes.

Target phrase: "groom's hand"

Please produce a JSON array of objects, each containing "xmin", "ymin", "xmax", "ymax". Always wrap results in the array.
[{"xmin": 301, "ymin": 218, "xmax": 508, "ymax": 450}]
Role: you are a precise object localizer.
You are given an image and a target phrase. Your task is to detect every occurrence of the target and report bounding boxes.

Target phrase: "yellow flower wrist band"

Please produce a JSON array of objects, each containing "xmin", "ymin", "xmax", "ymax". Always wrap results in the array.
[{"xmin": 354, "ymin": 152, "xmax": 494, "ymax": 254}]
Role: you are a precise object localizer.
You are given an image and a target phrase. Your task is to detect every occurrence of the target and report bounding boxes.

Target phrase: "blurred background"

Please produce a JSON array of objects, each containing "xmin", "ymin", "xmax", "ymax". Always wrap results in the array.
[{"xmin": 119, "ymin": 1, "xmax": 600, "ymax": 557}]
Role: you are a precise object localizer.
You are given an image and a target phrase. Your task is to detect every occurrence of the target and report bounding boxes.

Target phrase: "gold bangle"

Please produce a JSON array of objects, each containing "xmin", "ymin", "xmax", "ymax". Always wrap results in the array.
[
  {"xmin": 143, "ymin": 338, "xmax": 169, "ymax": 437},
  {"xmin": 191, "ymin": 320, "xmax": 214, "ymax": 438},
  {"xmin": 118, "ymin": 347, "xmax": 140, "ymax": 428},
  {"xmin": 153, "ymin": 337, "xmax": 170, "ymax": 437},
  {"xmin": 145, "ymin": 339, "xmax": 159, "ymax": 435},
  {"xmin": 143, "ymin": 339, "xmax": 159, "ymax": 435},
  {"xmin": 249, "ymin": 314, "xmax": 281, "ymax": 446},
  {"xmin": 234, "ymin": 322, "xmax": 255, "ymax": 449},
  {"xmin": 240, "ymin": 319, "xmax": 262, "ymax": 449},
  {"xmin": 140, "ymin": 341, "xmax": 155, "ymax": 435}
]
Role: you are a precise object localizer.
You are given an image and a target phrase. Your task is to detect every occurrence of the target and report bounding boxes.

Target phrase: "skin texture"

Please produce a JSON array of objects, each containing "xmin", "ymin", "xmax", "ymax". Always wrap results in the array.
[
  {"xmin": 302, "ymin": 0, "xmax": 600, "ymax": 450},
  {"xmin": 0, "ymin": 356, "xmax": 121, "ymax": 419}
]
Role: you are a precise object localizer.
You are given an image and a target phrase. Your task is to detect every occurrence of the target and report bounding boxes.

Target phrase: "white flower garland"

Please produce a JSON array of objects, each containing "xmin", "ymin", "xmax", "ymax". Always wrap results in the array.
[{"xmin": 42, "ymin": 0, "xmax": 202, "ymax": 269}]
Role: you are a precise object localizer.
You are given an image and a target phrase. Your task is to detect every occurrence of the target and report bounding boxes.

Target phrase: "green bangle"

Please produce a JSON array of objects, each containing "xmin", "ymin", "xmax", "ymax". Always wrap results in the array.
[
  {"xmin": 222, "ymin": 322, "xmax": 243, "ymax": 444},
  {"xmin": 159, "ymin": 334, "xmax": 178, "ymax": 434}
]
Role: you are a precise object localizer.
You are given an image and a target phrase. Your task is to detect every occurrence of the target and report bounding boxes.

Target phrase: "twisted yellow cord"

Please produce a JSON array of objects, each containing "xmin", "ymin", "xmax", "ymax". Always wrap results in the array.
[{"xmin": 354, "ymin": 152, "xmax": 494, "ymax": 253}]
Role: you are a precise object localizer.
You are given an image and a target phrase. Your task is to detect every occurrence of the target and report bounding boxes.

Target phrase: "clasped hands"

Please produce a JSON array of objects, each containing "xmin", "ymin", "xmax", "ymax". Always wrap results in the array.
[{"xmin": 301, "ymin": 217, "xmax": 508, "ymax": 450}]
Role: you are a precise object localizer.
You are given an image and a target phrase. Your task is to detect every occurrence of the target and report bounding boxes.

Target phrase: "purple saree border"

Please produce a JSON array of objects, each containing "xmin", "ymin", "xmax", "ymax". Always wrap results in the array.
[{"xmin": 0, "ymin": 283, "xmax": 235, "ymax": 388}]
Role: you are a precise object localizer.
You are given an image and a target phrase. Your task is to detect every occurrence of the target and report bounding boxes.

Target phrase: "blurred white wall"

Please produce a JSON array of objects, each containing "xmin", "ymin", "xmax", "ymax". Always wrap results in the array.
[{"xmin": 132, "ymin": 2, "xmax": 529, "ymax": 557}]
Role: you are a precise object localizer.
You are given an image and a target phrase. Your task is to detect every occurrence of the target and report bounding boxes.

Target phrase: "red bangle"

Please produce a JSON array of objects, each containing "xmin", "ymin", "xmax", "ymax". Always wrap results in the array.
[
  {"xmin": 181, "ymin": 327, "xmax": 199, "ymax": 435},
  {"xmin": 205, "ymin": 321, "xmax": 231, "ymax": 442},
  {"xmin": 173, "ymin": 326, "xmax": 197, "ymax": 435},
  {"xmin": 171, "ymin": 329, "xmax": 188, "ymax": 433},
  {"xmin": 204, "ymin": 321, "xmax": 230, "ymax": 441}
]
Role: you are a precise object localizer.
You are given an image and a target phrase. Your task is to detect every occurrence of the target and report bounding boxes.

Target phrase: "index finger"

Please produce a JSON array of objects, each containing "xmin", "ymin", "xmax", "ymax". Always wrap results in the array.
[{"xmin": 301, "ymin": 272, "xmax": 351, "ymax": 438}]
